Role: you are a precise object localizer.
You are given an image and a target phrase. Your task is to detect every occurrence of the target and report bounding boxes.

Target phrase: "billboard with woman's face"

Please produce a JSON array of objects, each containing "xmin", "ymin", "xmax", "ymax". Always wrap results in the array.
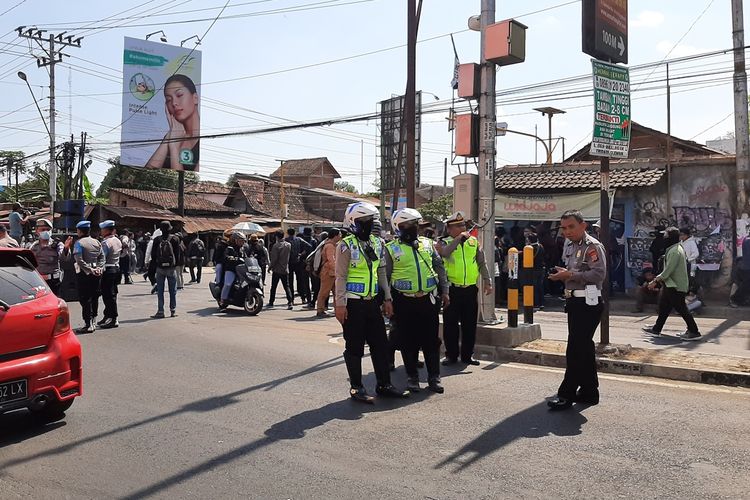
[{"xmin": 120, "ymin": 37, "xmax": 202, "ymax": 172}]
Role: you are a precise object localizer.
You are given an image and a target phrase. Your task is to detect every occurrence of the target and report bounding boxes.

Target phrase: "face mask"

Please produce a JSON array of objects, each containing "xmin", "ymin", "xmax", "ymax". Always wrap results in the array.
[
  {"xmin": 356, "ymin": 219, "xmax": 373, "ymax": 240},
  {"xmin": 400, "ymin": 226, "xmax": 419, "ymax": 245},
  {"xmin": 40, "ymin": 231, "xmax": 52, "ymax": 241}
]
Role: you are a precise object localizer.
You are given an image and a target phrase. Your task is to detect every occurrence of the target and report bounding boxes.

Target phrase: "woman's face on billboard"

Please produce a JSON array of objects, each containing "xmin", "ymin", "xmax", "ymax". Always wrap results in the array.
[{"xmin": 164, "ymin": 81, "xmax": 198, "ymax": 123}]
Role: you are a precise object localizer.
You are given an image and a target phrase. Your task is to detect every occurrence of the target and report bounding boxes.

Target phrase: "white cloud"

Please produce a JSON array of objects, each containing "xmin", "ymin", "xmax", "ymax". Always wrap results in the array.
[
  {"xmin": 656, "ymin": 40, "xmax": 709, "ymax": 58},
  {"xmin": 632, "ymin": 10, "xmax": 665, "ymax": 28}
]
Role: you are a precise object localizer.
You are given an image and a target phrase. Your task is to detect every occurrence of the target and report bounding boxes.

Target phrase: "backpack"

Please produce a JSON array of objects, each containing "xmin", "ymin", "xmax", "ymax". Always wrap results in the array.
[
  {"xmin": 305, "ymin": 240, "xmax": 326, "ymax": 277},
  {"xmin": 158, "ymin": 237, "xmax": 176, "ymax": 268}
]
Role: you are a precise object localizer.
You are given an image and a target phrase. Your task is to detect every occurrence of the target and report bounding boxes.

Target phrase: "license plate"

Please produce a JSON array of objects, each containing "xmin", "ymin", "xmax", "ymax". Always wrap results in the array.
[{"xmin": 0, "ymin": 379, "xmax": 28, "ymax": 404}]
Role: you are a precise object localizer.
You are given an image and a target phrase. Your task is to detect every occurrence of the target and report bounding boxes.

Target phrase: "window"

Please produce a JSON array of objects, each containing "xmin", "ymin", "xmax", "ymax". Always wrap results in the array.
[{"xmin": 0, "ymin": 264, "xmax": 49, "ymax": 306}]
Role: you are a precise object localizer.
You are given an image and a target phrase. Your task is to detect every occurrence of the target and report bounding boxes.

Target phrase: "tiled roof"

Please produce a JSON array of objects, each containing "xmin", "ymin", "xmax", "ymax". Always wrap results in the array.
[
  {"xmin": 269, "ymin": 157, "xmax": 341, "ymax": 179},
  {"xmin": 104, "ymin": 205, "xmax": 179, "ymax": 221},
  {"xmin": 234, "ymin": 178, "xmax": 316, "ymax": 220},
  {"xmin": 110, "ymin": 188, "xmax": 234, "ymax": 213},
  {"xmin": 495, "ymin": 166, "xmax": 665, "ymax": 191},
  {"xmin": 185, "ymin": 181, "xmax": 231, "ymax": 195}
]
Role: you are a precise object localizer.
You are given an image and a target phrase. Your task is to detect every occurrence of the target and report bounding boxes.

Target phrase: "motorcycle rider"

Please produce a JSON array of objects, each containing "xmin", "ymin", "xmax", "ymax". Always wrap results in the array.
[
  {"xmin": 29, "ymin": 218, "xmax": 64, "ymax": 295},
  {"xmin": 214, "ymin": 228, "xmax": 232, "ymax": 287},
  {"xmin": 219, "ymin": 232, "xmax": 247, "ymax": 310},
  {"xmin": 246, "ymin": 233, "xmax": 269, "ymax": 285}
]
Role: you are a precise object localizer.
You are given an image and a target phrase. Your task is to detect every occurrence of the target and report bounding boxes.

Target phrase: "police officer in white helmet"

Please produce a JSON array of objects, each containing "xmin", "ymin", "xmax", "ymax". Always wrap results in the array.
[{"xmin": 334, "ymin": 202, "xmax": 409, "ymax": 403}]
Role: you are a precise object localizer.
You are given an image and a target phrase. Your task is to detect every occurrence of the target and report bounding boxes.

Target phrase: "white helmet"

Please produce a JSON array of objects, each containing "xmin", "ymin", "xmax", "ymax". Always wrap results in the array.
[
  {"xmin": 391, "ymin": 208, "xmax": 422, "ymax": 234},
  {"xmin": 343, "ymin": 202, "xmax": 379, "ymax": 232}
]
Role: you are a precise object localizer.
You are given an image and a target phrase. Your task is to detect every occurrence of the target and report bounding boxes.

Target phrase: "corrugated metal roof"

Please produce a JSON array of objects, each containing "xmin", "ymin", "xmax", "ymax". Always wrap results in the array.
[
  {"xmin": 495, "ymin": 166, "xmax": 665, "ymax": 191},
  {"xmin": 110, "ymin": 188, "xmax": 234, "ymax": 213}
]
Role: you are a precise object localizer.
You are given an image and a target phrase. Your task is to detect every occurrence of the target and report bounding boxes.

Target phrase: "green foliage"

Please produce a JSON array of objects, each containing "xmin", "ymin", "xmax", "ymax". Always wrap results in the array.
[
  {"xmin": 95, "ymin": 156, "xmax": 199, "ymax": 198},
  {"xmin": 334, "ymin": 181, "xmax": 358, "ymax": 193},
  {"xmin": 418, "ymin": 194, "xmax": 453, "ymax": 223}
]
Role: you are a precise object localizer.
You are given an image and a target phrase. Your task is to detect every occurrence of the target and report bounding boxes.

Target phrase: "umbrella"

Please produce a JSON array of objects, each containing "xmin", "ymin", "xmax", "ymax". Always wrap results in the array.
[{"xmin": 232, "ymin": 221, "xmax": 265, "ymax": 235}]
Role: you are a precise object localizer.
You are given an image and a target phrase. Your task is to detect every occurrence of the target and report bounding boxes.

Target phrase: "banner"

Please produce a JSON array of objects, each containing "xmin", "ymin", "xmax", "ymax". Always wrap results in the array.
[
  {"xmin": 120, "ymin": 37, "xmax": 202, "ymax": 172},
  {"xmin": 494, "ymin": 191, "xmax": 601, "ymax": 221}
]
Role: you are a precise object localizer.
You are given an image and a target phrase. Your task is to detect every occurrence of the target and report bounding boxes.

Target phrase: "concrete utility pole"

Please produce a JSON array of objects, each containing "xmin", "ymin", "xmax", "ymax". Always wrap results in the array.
[
  {"xmin": 478, "ymin": 0, "xmax": 497, "ymax": 323},
  {"xmin": 405, "ymin": 0, "xmax": 418, "ymax": 206},
  {"xmin": 731, "ymin": 0, "xmax": 750, "ymax": 217},
  {"xmin": 16, "ymin": 28, "xmax": 82, "ymax": 204}
]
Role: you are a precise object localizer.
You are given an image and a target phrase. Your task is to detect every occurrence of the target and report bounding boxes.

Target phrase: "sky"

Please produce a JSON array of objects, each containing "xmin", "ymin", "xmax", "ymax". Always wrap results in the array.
[{"xmin": 0, "ymin": 0, "xmax": 745, "ymax": 194}]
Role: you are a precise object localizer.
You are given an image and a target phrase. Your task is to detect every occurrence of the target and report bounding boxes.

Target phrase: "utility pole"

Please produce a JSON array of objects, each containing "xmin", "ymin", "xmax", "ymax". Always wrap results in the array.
[
  {"xmin": 731, "ymin": 0, "xmax": 750, "ymax": 220},
  {"xmin": 405, "ymin": 0, "xmax": 418, "ymax": 207},
  {"xmin": 360, "ymin": 139, "xmax": 364, "ymax": 194},
  {"xmin": 443, "ymin": 157, "xmax": 448, "ymax": 193},
  {"xmin": 16, "ymin": 27, "xmax": 83, "ymax": 204},
  {"xmin": 177, "ymin": 171, "xmax": 185, "ymax": 217},
  {"xmin": 478, "ymin": 0, "xmax": 497, "ymax": 323},
  {"xmin": 666, "ymin": 63, "xmax": 672, "ymax": 216},
  {"xmin": 276, "ymin": 159, "xmax": 287, "ymax": 229}
]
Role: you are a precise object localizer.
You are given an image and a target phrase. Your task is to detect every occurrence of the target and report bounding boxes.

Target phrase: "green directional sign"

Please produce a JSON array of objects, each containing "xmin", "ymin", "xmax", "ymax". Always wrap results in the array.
[{"xmin": 591, "ymin": 59, "xmax": 631, "ymax": 158}]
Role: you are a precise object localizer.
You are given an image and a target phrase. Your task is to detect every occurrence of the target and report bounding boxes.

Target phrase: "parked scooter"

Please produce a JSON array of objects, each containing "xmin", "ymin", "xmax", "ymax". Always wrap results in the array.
[{"xmin": 210, "ymin": 256, "xmax": 264, "ymax": 315}]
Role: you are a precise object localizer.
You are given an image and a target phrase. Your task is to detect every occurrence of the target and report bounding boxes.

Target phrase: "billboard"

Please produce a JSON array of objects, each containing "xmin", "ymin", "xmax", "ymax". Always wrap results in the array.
[
  {"xmin": 120, "ymin": 37, "xmax": 202, "ymax": 172},
  {"xmin": 379, "ymin": 92, "xmax": 421, "ymax": 194}
]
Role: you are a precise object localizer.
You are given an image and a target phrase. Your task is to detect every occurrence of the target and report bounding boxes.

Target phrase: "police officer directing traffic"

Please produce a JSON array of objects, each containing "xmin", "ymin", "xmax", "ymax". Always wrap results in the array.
[
  {"xmin": 384, "ymin": 208, "xmax": 448, "ymax": 394},
  {"xmin": 63, "ymin": 220, "xmax": 104, "ymax": 334},
  {"xmin": 436, "ymin": 211, "xmax": 493, "ymax": 366},
  {"xmin": 335, "ymin": 202, "xmax": 409, "ymax": 403},
  {"xmin": 29, "ymin": 218, "xmax": 63, "ymax": 295},
  {"xmin": 547, "ymin": 209, "xmax": 607, "ymax": 411},
  {"xmin": 98, "ymin": 220, "xmax": 122, "ymax": 329}
]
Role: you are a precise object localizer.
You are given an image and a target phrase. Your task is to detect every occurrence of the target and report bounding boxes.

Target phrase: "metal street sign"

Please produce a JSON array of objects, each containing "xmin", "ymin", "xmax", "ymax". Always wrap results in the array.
[
  {"xmin": 591, "ymin": 59, "xmax": 631, "ymax": 158},
  {"xmin": 582, "ymin": 0, "xmax": 628, "ymax": 64}
]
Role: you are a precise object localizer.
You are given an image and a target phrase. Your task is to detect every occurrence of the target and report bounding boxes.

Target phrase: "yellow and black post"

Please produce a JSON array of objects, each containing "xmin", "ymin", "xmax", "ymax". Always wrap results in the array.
[
  {"xmin": 507, "ymin": 247, "xmax": 519, "ymax": 327},
  {"xmin": 523, "ymin": 244, "xmax": 534, "ymax": 324}
]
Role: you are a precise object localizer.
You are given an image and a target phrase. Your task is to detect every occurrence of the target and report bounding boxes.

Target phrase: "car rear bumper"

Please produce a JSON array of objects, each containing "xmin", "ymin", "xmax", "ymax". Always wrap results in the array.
[{"xmin": 0, "ymin": 329, "xmax": 82, "ymax": 413}]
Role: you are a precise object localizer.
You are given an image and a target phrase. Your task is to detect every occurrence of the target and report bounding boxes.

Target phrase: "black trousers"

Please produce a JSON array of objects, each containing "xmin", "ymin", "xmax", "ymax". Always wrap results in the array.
[
  {"xmin": 269, "ymin": 272, "xmax": 292, "ymax": 304},
  {"xmin": 558, "ymin": 298, "xmax": 602, "ymax": 399},
  {"xmin": 392, "ymin": 292, "xmax": 441, "ymax": 379},
  {"xmin": 287, "ymin": 262, "xmax": 310, "ymax": 301},
  {"xmin": 45, "ymin": 278, "xmax": 61, "ymax": 296},
  {"xmin": 442, "ymin": 285, "xmax": 478, "ymax": 361},
  {"xmin": 77, "ymin": 272, "xmax": 101, "ymax": 325},
  {"xmin": 119, "ymin": 255, "xmax": 131, "ymax": 283},
  {"xmin": 101, "ymin": 270, "xmax": 120, "ymax": 320},
  {"xmin": 653, "ymin": 287, "xmax": 700, "ymax": 333},
  {"xmin": 343, "ymin": 299, "xmax": 391, "ymax": 388},
  {"xmin": 189, "ymin": 257, "xmax": 204, "ymax": 282},
  {"xmin": 311, "ymin": 274, "xmax": 321, "ymax": 304}
]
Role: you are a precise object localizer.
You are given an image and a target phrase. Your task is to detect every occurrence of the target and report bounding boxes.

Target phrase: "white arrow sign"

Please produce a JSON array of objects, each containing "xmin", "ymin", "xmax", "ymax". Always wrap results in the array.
[{"xmin": 618, "ymin": 36, "xmax": 625, "ymax": 57}]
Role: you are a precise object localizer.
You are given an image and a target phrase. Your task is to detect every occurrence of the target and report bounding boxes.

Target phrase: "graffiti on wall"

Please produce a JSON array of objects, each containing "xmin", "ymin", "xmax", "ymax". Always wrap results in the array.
[
  {"xmin": 626, "ymin": 237, "xmax": 653, "ymax": 274},
  {"xmin": 673, "ymin": 206, "xmax": 732, "ymax": 238}
]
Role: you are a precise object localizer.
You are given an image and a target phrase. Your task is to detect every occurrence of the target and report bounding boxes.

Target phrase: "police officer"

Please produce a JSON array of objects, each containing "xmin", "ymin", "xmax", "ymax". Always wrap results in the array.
[
  {"xmin": 29, "ymin": 218, "xmax": 63, "ymax": 295},
  {"xmin": 385, "ymin": 208, "xmax": 448, "ymax": 393},
  {"xmin": 98, "ymin": 220, "xmax": 122, "ymax": 329},
  {"xmin": 547, "ymin": 209, "xmax": 606, "ymax": 410},
  {"xmin": 334, "ymin": 202, "xmax": 409, "ymax": 403},
  {"xmin": 436, "ymin": 211, "xmax": 493, "ymax": 366},
  {"xmin": 63, "ymin": 220, "xmax": 104, "ymax": 333}
]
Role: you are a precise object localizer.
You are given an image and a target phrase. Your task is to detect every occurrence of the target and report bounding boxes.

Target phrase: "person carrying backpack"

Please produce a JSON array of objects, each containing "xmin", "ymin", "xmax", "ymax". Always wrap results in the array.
[
  {"xmin": 188, "ymin": 235, "xmax": 206, "ymax": 284},
  {"xmin": 150, "ymin": 221, "xmax": 180, "ymax": 318}
]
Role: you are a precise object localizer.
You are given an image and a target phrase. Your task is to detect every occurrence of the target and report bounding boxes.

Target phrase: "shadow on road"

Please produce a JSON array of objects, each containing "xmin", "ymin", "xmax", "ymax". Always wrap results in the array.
[
  {"xmin": 435, "ymin": 402, "xmax": 588, "ymax": 472},
  {"xmin": 0, "ymin": 412, "xmax": 66, "ymax": 447}
]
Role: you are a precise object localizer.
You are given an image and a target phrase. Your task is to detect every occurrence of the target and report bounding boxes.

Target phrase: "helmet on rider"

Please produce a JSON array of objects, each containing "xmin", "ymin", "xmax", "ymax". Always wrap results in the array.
[
  {"xmin": 343, "ymin": 202, "xmax": 379, "ymax": 240},
  {"xmin": 391, "ymin": 207, "xmax": 422, "ymax": 244}
]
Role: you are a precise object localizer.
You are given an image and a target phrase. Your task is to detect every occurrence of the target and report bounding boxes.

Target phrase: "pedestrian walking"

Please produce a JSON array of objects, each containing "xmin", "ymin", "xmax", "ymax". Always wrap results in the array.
[
  {"xmin": 316, "ymin": 228, "xmax": 340, "ymax": 318},
  {"xmin": 385, "ymin": 208, "xmax": 447, "ymax": 393},
  {"xmin": 285, "ymin": 228, "xmax": 313, "ymax": 305},
  {"xmin": 679, "ymin": 227, "xmax": 699, "ymax": 294},
  {"xmin": 29, "ymin": 218, "xmax": 63, "ymax": 295},
  {"xmin": 188, "ymin": 235, "xmax": 206, "ymax": 283},
  {"xmin": 308, "ymin": 231, "xmax": 328, "ymax": 308},
  {"xmin": 98, "ymin": 220, "xmax": 122, "ymax": 329},
  {"xmin": 63, "ymin": 220, "xmax": 104, "ymax": 333},
  {"xmin": 642, "ymin": 227, "xmax": 702, "ymax": 341},
  {"xmin": 547, "ymin": 210, "xmax": 607, "ymax": 411},
  {"xmin": 334, "ymin": 202, "xmax": 408, "ymax": 403},
  {"xmin": 730, "ymin": 225, "xmax": 750, "ymax": 307},
  {"xmin": 150, "ymin": 221, "xmax": 180, "ymax": 318},
  {"xmin": 119, "ymin": 230, "xmax": 135, "ymax": 284},
  {"xmin": 268, "ymin": 230, "xmax": 294, "ymax": 310},
  {"xmin": 436, "ymin": 211, "xmax": 493, "ymax": 366},
  {"xmin": 301, "ymin": 227, "xmax": 316, "ymax": 307},
  {"xmin": 174, "ymin": 232, "xmax": 186, "ymax": 290}
]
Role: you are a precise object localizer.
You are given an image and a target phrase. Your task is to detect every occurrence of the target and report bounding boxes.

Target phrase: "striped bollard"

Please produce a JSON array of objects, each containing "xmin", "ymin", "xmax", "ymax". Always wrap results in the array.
[
  {"xmin": 523, "ymin": 245, "xmax": 535, "ymax": 324},
  {"xmin": 507, "ymin": 247, "xmax": 519, "ymax": 328}
]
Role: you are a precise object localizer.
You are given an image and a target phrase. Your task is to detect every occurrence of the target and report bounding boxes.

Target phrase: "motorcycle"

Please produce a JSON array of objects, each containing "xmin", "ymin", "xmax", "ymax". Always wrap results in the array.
[{"xmin": 209, "ymin": 256, "xmax": 264, "ymax": 315}]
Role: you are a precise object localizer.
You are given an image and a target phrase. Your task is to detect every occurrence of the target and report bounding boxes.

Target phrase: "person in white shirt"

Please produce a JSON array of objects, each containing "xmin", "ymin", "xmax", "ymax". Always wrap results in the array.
[{"xmin": 679, "ymin": 227, "xmax": 700, "ymax": 294}]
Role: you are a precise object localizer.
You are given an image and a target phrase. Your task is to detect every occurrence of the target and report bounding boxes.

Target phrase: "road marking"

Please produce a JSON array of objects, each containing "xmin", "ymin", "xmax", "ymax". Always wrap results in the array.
[{"xmin": 498, "ymin": 362, "xmax": 750, "ymax": 396}]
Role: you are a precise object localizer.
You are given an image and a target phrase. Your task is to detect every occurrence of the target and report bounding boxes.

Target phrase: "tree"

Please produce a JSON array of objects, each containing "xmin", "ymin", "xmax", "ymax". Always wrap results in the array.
[
  {"xmin": 334, "ymin": 180, "xmax": 358, "ymax": 193},
  {"xmin": 0, "ymin": 151, "xmax": 28, "ymax": 202},
  {"xmin": 418, "ymin": 194, "xmax": 453, "ymax": 223},
  {"xmin": 96, "ymin": 157, "xmax": 199, "ymax": 198}
]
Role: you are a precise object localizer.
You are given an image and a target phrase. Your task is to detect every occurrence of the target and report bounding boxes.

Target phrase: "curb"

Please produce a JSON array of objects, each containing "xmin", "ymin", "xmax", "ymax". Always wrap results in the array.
[{"xmin": 477, "ymin": 346, "xmax": 750, "ymax": 389}]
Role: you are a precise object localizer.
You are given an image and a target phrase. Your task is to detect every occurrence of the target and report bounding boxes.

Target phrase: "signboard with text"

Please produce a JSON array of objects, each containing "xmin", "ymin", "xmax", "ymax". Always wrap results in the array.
[
  {"xmin": 495, "ymin": 191, "xmax": 601, "ymax": 221},
  {"xmin": 582, "ymin": 0, "xmax": 628, "ymax": 64},
  {"xmin": 591, "ymin": 59, "xmax": 631, "ymax": 158}
]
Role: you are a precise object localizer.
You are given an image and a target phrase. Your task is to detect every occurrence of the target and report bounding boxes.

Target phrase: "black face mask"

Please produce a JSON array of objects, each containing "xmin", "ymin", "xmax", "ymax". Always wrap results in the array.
[
  {"xmin": 400, "ymin": 226, "xmax": 419, "ymax": 245},
  {"xmin": 356, "ymin": 219, "xmax": 373, "ymax": 240}
]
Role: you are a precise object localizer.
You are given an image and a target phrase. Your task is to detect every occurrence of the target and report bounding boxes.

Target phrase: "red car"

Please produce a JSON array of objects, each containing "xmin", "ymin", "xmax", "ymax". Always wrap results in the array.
[{"xmin": 0, "ymin": 247, "xmax": 82, "ymax": 420}]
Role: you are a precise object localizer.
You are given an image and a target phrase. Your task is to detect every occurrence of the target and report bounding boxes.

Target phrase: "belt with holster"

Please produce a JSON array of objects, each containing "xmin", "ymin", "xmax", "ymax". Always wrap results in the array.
[
  {"xmin": 346, "ymin": 293, "xmax": 376, "ymax": 301},
  {"xmin": 564, "ymin": 289, "xmax": 602, "ymax": 299}
]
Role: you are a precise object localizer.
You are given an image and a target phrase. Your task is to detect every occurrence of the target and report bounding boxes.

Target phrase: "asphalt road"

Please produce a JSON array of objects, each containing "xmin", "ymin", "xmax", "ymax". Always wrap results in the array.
[{"xmin": 1, "ymin": 276, "xmax": 749, "ymax": 499}]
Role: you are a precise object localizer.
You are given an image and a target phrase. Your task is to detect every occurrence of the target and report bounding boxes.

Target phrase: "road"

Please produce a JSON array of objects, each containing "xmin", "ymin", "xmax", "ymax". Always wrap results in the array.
[{"xmin": 1, "ymin": 275, "xmax": 749, "ymax": 499}]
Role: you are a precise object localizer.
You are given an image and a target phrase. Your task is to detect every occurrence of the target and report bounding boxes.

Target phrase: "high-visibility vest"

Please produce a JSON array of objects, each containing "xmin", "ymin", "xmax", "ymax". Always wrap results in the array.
[
  {"xmin": 341, "ymin": 234, "xmax": 381, "ymax": 297},
  {"xmin": 385, "ymin": 236, "xmax": 438, "ymax": 293},
  {"xmin": 442, "ymin": 236, "xmax": 480, "ymax": 286}
]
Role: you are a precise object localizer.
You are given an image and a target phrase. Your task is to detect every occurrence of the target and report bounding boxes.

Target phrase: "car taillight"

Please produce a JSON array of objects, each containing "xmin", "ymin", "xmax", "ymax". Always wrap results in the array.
[{"xmin": 53, "ymin": 298, "xmax": 71, "ymax": 336}]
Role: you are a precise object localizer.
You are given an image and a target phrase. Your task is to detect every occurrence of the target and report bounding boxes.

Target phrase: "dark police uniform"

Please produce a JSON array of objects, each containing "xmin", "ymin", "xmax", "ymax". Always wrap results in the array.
[
  {"xmin": 99, "ymin": 220, "xmax": 122, "ymax": 328},
  {"xmin": 64, "ymin": 221, "xmax": 104, "ymax": 332},
  {"xmin": 556, "ymin": 233, "xmax": 607, "ymax": 404}
]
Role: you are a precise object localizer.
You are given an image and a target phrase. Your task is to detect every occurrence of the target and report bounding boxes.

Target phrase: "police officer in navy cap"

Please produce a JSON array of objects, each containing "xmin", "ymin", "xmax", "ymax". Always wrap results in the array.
[
  {"xmin": 62, "ymin": 220, "xmax": 104, "ymax": 333},
  {"xmin": 98, "ymin": 220, "xmax": 122, "ymax": 329}
]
